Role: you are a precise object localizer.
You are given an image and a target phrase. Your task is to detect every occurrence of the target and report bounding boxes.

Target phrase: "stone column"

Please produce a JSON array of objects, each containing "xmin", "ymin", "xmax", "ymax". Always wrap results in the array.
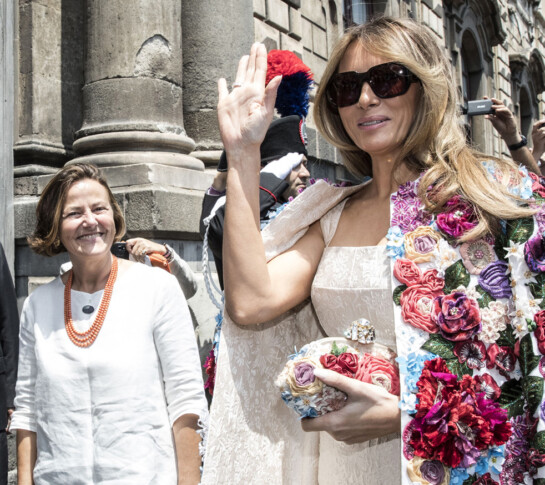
[
  {"xmin": 181, "ymin": 0, "xmax": 254, "ymax": 166},
  {"xmin": 0, "ymin": 0, "xmax": 15, "ymax": 270},
  {"xmin": 14, "ymin": 0, "xmax": 84, "ymax": 172},
  {"xmin": 71, "ymin": 0, "xmax": 202, "ymax": 169}
]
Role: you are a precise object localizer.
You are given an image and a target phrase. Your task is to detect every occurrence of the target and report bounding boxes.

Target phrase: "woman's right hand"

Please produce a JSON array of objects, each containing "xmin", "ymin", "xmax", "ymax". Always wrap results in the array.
[{"xmin": 217, "ymin": 43, "xmax": 282, "ymax": 168}]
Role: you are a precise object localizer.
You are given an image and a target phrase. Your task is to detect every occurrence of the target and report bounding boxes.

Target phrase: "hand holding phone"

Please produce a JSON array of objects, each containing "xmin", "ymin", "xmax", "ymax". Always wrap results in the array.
[{"xmin": 111, "ymin": 242, "xmax": 130, "ymax": 260}]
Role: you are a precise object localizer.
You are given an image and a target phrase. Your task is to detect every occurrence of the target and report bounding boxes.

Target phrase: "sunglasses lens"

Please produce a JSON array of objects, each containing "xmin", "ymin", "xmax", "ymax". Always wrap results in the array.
[
  {"xmin": 331, "ymin": 72, "xmax": 362, "ymax": 108},
  {"xmin": 370, "ymin": 64, "xmax": 410, "ymax": 98},
  {"xmin": 329, "ymin": 63, "xmax": 415, "ymax": 108}
]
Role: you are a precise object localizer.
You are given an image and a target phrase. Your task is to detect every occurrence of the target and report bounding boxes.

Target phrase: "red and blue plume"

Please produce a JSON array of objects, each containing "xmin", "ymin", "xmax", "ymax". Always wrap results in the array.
[{"xmin": 266, "ymin": 50, "xmax": 314, "ymax": 118}]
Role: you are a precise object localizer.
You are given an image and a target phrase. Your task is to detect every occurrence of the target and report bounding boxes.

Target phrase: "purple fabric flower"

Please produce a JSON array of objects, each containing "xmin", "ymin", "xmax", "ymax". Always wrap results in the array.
[
  {"xmin": 294, "ymin": 362, "xmax": 316, "ymax": 386},
  {"xmin": 420, "ymin": 460, "xmax": 445, "ymax": 485},
  {"xmin": 391, "ymin": 179, "xmax": 433, "ymax": 233},
  {"xmin": 436, "ymin": 195, "xmax": 478, "ymax": 238},
  {"xmin": 478, "ymin": 260, "xmax": 512, "ymax": 299},
  {"xmin": 501, "ymin": 413, "xmax": 537, "ymax": 484},
  {"xmin": 432, "ymin": 292, "xmax": 482, "ymax": 342},
  {"xmin": 531, "ymin": 203, "xmax": 545, "ymax": 235},
  {"xmin": 524, "ymin": 233, "xmax": 545, "ymax": 272},
  {"xmin": 541, "ymin": 399, "xmax": 545, "ymax": 423}
]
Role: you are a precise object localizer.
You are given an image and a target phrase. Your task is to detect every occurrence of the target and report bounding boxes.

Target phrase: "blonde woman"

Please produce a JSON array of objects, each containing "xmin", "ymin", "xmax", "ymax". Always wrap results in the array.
[{"xmin": 203, "ymin": 17, "xmax": 545, "ymax": 485}]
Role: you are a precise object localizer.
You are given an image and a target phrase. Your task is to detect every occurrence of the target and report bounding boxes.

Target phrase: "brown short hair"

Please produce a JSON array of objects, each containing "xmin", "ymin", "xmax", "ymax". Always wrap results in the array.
[{"xmin": 28, "ymin": 163, "xmax": 126, "ymax": 257}]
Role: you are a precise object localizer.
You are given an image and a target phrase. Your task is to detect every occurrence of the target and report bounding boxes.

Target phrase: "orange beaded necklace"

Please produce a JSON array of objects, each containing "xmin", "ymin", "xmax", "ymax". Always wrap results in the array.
[{"xmin": 64, "ymin": 256, "xmax": 118, "ymax": 347}]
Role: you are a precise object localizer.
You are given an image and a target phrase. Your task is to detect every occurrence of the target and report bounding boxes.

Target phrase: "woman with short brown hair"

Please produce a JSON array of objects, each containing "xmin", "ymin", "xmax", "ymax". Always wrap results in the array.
[{"xmin": 13, "ymin": 163, "xmax": 207, "ymax": 485}]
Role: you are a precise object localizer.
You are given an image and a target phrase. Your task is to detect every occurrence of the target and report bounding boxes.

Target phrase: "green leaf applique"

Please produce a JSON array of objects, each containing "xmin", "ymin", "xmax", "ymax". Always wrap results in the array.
[
  {"xmin": 532, "ymin": 431, "xmax": 545, "ymax": 454},
  {"xmin": 496, "ymin": 326, "xmax": 517, "ymax": 349},
  {"xmin": 506, "ymin": 217, "xmax": 534, "ymax": 244},
  {"xmin": 474, "ymin": 284, "xmax": 495, "ymax": 309},
  {"xmin": 528, "ymin": 273, "xmax": 545, "ymax": 309},
  {"xmin": 443, "ymin": 260, "xmax": 470, "ymax": 295},
  {"xmin": 393, "ymin": 284, "xmax": 407, "ymax": 306},
  {"xmin": 421, "ymin": 334, "xmax": 472, "ymax": 378},
  {"xmin": 330, "ymin": 341, "xmax": 347, "ymax": 357},
  {"xmin": 499, "ymin": 376, "xmax": 544, "ymax": 418},
  {"xmin": 519, "ymin": 333, "xmax": 540, "ymax": 377}
]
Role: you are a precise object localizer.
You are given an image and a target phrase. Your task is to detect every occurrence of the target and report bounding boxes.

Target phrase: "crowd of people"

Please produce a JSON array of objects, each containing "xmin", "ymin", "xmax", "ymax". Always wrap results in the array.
[{"xmin": 2, "ymin": 14, "xmax": 545, "ymax": 485}]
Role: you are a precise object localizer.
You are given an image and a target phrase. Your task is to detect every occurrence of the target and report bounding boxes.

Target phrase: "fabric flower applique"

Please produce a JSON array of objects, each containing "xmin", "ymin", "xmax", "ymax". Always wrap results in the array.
[
  {"xmin": 453, "ymin": 339, "xmax": 487, "ymax": 369},
  {"xmin": 471, "ymin": 472, "xmax": 499, "ymax": 484},
  {"xmin": 524, "ymin": 232, "xmax": 545, "ymax": 273},
  {"xmin": 533, "ymin": 310, "xmax": 545, "ymax": 354},
  {"xmin": 386, "ymin": 225, "xmax": 405, "ymax": 260},
  {"xmin": 396, "ymin": 351, "xmax": 436, "ymax": 394},
  {"xmin": 486, "ymin": 344, "xmax": 516, "ymax": 378},
  {"xmin": 406, "ymin": 456, "xmax": 450, "ymax": 485},
  {"xmin": 459, "ymin": 239, "xmax": 496, "ymax": 275},
  {"xmin": 405, "ymin": 358, "xmax": 511, "ymax": 470},
  {"xmin": 355, "ymin": 352, "xmax": 400, "ymax": 395},
  {"xmin": 473, "ymin": 373, "xmax": 501, "ymax": 401},
  {"xmin": 478, "ymin": 260, "xmax": 512, "ymax": 299},
  {"xmin": 435, "ymin": 195, "xmax": 478, "ymax": 239},
  {"xmin": 500, "ymin": 413, "xmax": 544, "ymax": 484},
  {"xmin": 394, "ymin": 259, "xmax": 444, "ymax": 333},
  {"xmin": 478, "ymin": 301, "xmax": 508, "ymax": 345},
  {"xmin": 528, "ymin": 170, "xmax": 545, "ymax": 199},
  {"xmin": 515, "ymin": 165, "xmax": 535, "ymax": 200},
  {"xmin": 391, "ymin": 179, "xmax": 433, "ymax": 233},
  {"xmin": 431, "ymin": 291, "xmax": 481, "ymax": 342},
  {"xmin": 403, "ymin": 225, "xmax": 442, "ymax": 263},
  {"xmin": 432, "ymin": 238, "xmax": 459, "ymax": 277}
]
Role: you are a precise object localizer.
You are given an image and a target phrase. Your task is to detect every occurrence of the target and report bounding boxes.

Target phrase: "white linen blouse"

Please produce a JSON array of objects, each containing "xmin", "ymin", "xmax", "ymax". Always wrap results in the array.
[{"xmin": 11, "ymin": 262, "xmax": 208, "ymax": 485}]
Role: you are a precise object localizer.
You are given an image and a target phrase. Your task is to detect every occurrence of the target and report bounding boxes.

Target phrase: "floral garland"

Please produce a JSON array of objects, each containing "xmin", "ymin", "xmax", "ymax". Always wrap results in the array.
[{"xmin": 386, "ymin": 164, "xmax": 545, "ymax": 485}]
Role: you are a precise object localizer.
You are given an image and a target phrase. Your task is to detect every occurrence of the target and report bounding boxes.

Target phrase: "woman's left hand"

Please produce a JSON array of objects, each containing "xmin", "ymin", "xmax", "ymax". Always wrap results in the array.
[
  {"xmin": 125, "ymin": 237, "xmax": 165, "ymax": 263},
  {"xmin": 217, "ymin": 43, "xmax": 282, "ymax": 168},
  {"xmin": 301, "ymin": 368, "xmax": 401, "ymax": 444}
]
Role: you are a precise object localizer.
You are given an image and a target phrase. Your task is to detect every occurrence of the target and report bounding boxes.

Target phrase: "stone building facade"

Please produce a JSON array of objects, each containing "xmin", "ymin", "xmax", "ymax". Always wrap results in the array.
[{"xmin": 0, "ymin": 0, "xmax": 544, "ymax": 478}]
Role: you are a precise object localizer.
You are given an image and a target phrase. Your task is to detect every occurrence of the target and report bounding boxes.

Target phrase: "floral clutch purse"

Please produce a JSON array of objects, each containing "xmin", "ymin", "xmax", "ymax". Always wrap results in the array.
[{"xmin": 276, "ymin": 320, "xmax": 399, "ymax": 419}]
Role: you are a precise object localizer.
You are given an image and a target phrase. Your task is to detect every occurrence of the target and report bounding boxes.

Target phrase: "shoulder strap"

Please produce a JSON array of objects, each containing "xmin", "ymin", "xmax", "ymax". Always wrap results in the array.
[{"xmin": 320, "ymin": 198, "xmax": 348, "ymax": 247}]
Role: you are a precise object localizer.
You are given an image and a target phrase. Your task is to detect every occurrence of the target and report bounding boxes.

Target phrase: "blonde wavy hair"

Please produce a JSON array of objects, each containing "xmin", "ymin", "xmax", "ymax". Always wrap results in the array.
[{"xmin": 314, "ymin": 16, "xmax": 534, "ymax": 241}]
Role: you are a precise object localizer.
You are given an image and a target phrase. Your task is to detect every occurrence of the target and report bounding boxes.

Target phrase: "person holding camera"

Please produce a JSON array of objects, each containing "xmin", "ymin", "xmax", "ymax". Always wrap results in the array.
[
  {"xmin": 124, "ymin": 237, "xmax": 198, "ymax": 300},
  {"xmin": 12, "ymin": 163, "xmax": 208, "ymax": 485},
  {"xmin": 485, "ymin": 97, "xmax": 542, "ymax": 173},
  {"xmin": 532, "ymin": 117, "xmax": 545, "ymax": 168}
]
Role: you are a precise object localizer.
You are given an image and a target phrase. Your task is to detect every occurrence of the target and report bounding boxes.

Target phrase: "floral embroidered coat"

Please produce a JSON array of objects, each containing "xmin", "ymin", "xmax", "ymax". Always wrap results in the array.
[{"xmin": 202, "ymin": 167, "xmax": 545, "ymax": 485}]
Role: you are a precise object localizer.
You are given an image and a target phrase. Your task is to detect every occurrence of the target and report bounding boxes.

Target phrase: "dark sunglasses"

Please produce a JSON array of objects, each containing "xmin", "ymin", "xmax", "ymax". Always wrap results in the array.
[{"xmin": 327, "ymin": 62, "xmax": 420, "ymax": 109}]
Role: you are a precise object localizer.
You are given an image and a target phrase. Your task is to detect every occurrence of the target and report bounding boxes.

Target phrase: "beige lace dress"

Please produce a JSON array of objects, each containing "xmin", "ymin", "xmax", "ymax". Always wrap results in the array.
[
  {"xmin": 202, "ymin": 181, "xmax": 401, "ymax": 484},
  {"xmin": 311, "ymin": 198, "xmax": 401, "ymax": 483}
]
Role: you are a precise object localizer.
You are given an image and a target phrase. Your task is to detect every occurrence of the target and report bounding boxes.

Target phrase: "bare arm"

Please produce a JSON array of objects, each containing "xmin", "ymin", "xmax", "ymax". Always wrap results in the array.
[
  {"xmin": 17, "ymin": 429, "xmax": 36, "ymax": 485},
  {"xmin": 218, "ymin": 44, "xmax": 324, "ymax": 325},
  {"xmin": 531, "ymin": 118, "xmax": 545, "ymax": 174},
  {"xmin": 486, "ymin": 97, "xmax": 541, "ymax": 174},
  {"xmin": 172, "ymin": 413, "xmax": 201, "ymax": 485}
]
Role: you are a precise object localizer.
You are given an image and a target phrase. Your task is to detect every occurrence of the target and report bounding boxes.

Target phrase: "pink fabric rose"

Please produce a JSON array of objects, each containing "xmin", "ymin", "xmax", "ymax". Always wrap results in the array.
[
  {"xmin": 400, "ymin": 285, "xmax": 443, "ymax": 334},
  {"xmin": 431, "ymin": 292, "xmax": 481, "ymax": 342},
  {"xmin": 394, "ymin": 258, "xmax": 423, "ymax": 286},
  {"xmin": 355, "ymin": 353, "xmax": 400, "ymax": 395},
  {"xmin": 529, "ymin": 171, "xmax": 545, "ymax": 198},
  {"xmin": 436, "ymin": 195, "xmax": 478, "ymax": 239}
]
